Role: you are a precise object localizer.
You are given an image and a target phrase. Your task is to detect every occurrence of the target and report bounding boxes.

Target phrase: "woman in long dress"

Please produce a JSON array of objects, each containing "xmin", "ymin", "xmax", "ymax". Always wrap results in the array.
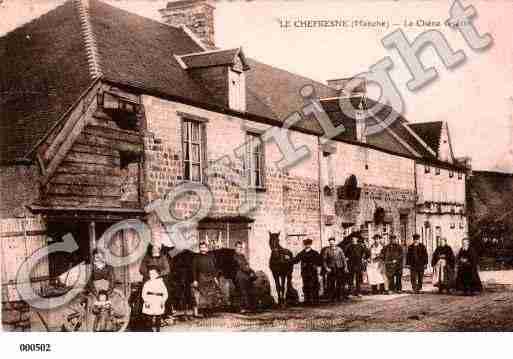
[
  {"xmin": 191, "ymin": 241, "xmax": 224, "ymax": 317},
  {"xmin": 455, "ymin": 239, "xmax": 482, "ymax": 295},
  {"xmin": 367, "ymin": 235, "xmax": 385, "ymax": 294},
  {"xmin": 432, "ymin": 238, "xmax": 455, "ymax": 293}
]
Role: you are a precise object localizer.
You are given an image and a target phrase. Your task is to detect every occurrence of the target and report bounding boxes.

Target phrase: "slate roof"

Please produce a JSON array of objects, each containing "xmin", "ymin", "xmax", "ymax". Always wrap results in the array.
[
  {"xmin": 0, "ymin": 0, "xmax": 447, "ymax": 166},
  {"xmin": 0, "ymin": 0, "xmax": 93, "ymax": 163},
  {"xmin": 408, "ymin": 121, "xmax": 443, "ymax": 156}
]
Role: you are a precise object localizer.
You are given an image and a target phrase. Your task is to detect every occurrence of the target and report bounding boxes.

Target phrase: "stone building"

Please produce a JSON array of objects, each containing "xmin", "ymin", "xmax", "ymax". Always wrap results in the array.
[{"xmin": 0, "ymin": 0, "xmax": 467, "ymax": 330}]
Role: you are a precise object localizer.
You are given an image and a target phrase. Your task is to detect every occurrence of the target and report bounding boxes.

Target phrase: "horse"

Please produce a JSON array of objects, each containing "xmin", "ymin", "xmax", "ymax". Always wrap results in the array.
[
  {"xmin": 268, "ymin": 231, "xmax": 297, "ymax": 306},
  {"xmin": 165, "ymin": 248, "xmax": 274, "ymax": 313}
]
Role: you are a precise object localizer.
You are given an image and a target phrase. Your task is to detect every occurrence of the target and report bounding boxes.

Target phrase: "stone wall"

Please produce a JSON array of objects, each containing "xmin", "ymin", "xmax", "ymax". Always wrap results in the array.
[
  {"xmin": 320, "ymin": 140, "xmax": 416, "ymax": 245},
  {"xmin": 141, "ymin": 95, "xmax": 321, "ymax": 297}
]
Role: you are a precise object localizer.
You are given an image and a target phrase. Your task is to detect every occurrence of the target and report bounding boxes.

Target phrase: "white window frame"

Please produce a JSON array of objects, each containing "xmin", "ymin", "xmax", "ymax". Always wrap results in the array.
[
  {"xmin": 182, "ymin": 119, "xmax": 204, "ymax": 183},
  {"xmin": 245, "ymin": 132, "xmax": 265, "ymax": 189}
]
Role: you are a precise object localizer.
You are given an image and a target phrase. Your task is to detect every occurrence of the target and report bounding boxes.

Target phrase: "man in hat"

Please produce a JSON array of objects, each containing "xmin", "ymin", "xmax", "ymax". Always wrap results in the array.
[
  {"xmin": 322, "ymin": 237, "xmax": 348, "ymax": 302},
  {"xmin": 233, "ymin": 241, "xmax": 257, "ymax": 313},
  {"xmin": 406, "ymin": 234, "xmax": 428, "ymax": 293},
  {"xmin": 344, "ymin": 234, "xmax": 369, "ymax": 297},
  {"xmin": 381, "ymin": 235, "xmax": 404, "ymax": 293},
  {"xmin": 292, "ymin": 238, "xmax": 322, "ymax": 305}
]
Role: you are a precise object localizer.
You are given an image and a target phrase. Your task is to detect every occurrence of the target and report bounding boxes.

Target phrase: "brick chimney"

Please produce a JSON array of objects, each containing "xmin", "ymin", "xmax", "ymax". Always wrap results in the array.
[{"xmin": 159, "ymin": 0, "xmax": 216, "ymax": 49}]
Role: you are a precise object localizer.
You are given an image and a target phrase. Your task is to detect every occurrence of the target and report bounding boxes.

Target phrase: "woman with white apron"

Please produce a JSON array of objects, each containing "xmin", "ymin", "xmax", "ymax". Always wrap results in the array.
[{"xmin": 367, "ymin": 234, "xmax": 386, "ymax": 294}]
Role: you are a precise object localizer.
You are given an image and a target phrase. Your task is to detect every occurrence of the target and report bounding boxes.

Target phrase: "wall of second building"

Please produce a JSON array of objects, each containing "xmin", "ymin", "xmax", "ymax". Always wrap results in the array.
[
  {"xmin": 321, "ymin": 141, "xmax": 417, "ymax": 245},
  {"xmin": 415, "ymin": 163, "xmax": 467, "ymax": 262},
  {"xmin": 141, "ymin": 95, "xmax": 321, "ymax": 299}
]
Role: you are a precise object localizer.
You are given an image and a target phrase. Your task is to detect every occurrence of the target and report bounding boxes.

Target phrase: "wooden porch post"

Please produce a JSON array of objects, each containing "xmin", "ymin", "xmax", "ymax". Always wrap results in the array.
[{"xmin": 89, "ymin": 221, "xmax": 96, "ymax": 261}]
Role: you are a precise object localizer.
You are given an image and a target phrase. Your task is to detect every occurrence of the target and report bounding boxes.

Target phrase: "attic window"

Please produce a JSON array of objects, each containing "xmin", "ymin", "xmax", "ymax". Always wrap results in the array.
[{"xmin": 229, "ymin": 69, "xmax": 246, "ymax": 112}]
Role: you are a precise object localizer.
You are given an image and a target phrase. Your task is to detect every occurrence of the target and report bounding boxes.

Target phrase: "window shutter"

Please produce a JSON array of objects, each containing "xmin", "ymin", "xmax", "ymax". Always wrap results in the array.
[
  {"xmin": 245, "ymin": 133, "xmax": 251, "ymax": 186},
  {"xmin": 181, "ymin": 119, "xmax": 187, "ymax": 181},
  {"xmin": 260, "ymin": 139, "xmax": 266, "ymax": 188},
  {"xmin": 201, "ymin": 123, "xmax": 208, "ymax": 185}
]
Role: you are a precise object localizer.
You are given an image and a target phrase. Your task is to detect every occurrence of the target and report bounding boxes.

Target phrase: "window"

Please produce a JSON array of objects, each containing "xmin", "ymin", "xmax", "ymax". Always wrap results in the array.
[
  {"xmin": 245, "ymin": 132, "xmax": 265, "ymax": 189},
  {"xmin": 182, "ymin": 119, "xmax": 205, "ymax": 182},
  {"xmin": 435, "ymin": 167, "xmax": 440, "ymax": 175},
  {"xmin": 424, "ymin": 165, "xmax": 430, "ymax": 173},
  {"xmin": 449, "ymin": 170, "xmax": 454, "ymax": 178},
  {"xmin": 229, "ymin": 70, "xmax": 246, "ymax": 112},
  {"xmin": 458, "ymin": 172, "xmax": 463, "ymax": 180}
]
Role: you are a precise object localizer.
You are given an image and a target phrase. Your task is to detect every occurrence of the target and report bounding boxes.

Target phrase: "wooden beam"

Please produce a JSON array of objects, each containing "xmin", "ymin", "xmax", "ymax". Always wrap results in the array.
[
  {"xmin": 89, "ymin": 221, "xmax": 96, "ymax": 258},
  {"xmin": 57, "ymin": 162, "xmax": 121, "ymax": 176},
  {"xmin": 50, "ymin": 173, "xmax": 122, "ymax": 187},
  {"xmin": 47, "ymin": 184, "xmax": 120, "ymax": 197},
  {"xmin": 83, "ymin": 126, "xmax": 142, "ymax": 144},
  {"xmin": 41, "ymin": 86, "xmax": 99, "ymax": 187},
  {"xmin": 44, "ymin": 196, "xmax": 121, "ymax": 208}
]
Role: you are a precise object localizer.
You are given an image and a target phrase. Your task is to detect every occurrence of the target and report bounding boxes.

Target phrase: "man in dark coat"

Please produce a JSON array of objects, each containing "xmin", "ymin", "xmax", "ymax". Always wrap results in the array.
[
  {"xmin": 344, "ymin": 234, "xmax": 368, "ymax": 297},
  {"xmin": 432, "ymin": 237, "xmax": 455, "ymax": 293},
  {"xmin": 455, "ymin": 239, "xmax": 482, "ymax": 295},
  {"xmin": 381, "ymin": 235, "xmax": 404, "ymax": 293},
  {"xmin": 322, "ymin": 237, "xmax": 348, "ymax": 302},
  {"xmin": 406, "ymin": 234, "xmax": 428, "ymax": 293},
  {"xmin": 293, "ymin": 238, "xmax": 321, "ymax": 305},
  {"xmin": 233, "ymin": 241, "xmax": 256, "ymax": 312}
]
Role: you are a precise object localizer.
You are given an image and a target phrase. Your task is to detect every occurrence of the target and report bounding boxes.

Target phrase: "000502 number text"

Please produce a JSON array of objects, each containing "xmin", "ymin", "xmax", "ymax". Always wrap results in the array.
[{"xmin": 19, "ymin": 344, "xmax": 51, "ymax": 352}]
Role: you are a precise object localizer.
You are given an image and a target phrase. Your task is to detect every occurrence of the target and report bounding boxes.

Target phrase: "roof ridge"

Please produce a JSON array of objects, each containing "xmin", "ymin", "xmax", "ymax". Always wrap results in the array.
[
  {"xmin": 75, "ymin": 0, "xmax": 102, "ymax": 79},
  {"xmin": 247, "ymin": 57, "xmax": 336, "ymax": 95}
]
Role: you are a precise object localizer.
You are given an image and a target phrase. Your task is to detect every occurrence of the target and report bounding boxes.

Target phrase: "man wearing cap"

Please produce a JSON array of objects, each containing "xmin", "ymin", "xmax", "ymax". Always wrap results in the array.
[
  {"xmin": 406, "ymin": 234, "xmax": 429, "ymax": 293},
  {"xmin": 292, "ymin": 238, "xmax": 322, "ymax": 306},
  {"xmin": 344, "ymin": 234, "xmax": 369, "ymax": 297},
  {"xmin": 322, "ymin": 237, "xmax": 348, "ymax": 302},
  {"xmin": 381, "ymin": 235, "xmax": 404, "ymax": 293}
]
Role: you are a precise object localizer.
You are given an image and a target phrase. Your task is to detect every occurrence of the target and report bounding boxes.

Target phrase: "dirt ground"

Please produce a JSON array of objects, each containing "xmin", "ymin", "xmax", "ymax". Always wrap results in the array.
[{"xmin": 162, "ymin": 286, "xmax": 513, "ymax": 332}]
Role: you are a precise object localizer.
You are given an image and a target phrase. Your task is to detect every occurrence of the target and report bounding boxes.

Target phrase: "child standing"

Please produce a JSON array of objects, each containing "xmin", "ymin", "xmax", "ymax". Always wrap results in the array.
[
  {"xmin": 141, "ymin": 266, "xmax": 168, "ymax": 332},
  {"xmin": 92, "ymin": 290, "xmax": 113, "ymax": 332}
]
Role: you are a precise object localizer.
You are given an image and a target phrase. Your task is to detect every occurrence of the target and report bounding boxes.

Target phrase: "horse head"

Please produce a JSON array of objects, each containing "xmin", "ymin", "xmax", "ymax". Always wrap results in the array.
[{"xmin": 269, "ymin": 231, "xmax": 281, "ymax": 250}]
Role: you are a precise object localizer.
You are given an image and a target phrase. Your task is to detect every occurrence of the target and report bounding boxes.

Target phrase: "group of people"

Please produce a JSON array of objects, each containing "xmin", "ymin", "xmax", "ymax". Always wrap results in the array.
[
  {"xmin": 292, "ymin": 233, "xmax": 483, "ymax": 306},
  {"xmin": 82, "ymin": 233, "xmax": 483, "ymax": 332},
  {"xmin": 138, "ymin": 240, "xmax": 256, "ymax": 330}
]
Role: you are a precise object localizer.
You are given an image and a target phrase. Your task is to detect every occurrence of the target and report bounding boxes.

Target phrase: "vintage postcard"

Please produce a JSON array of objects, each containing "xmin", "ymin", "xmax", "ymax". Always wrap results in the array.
[{"xmin": 1, "ymin": 0, "xmax": 513, "ymax": 351}]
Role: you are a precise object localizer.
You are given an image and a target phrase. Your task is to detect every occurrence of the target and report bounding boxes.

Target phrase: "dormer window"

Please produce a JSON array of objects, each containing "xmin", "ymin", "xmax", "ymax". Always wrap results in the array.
[
  {"xmin": 177, "ymin": 47, "xmax": 250, "ymax": 113},
  {"xmin": 229, "ymin": 69, "xmax": 246, "ymax": 112}
]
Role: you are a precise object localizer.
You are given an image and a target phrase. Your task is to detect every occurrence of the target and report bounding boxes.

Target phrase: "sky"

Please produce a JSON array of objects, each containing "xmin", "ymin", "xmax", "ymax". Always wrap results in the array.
[{"xmin": 1, "ymin": 0, "xmax": 512, "ymax": 172}]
